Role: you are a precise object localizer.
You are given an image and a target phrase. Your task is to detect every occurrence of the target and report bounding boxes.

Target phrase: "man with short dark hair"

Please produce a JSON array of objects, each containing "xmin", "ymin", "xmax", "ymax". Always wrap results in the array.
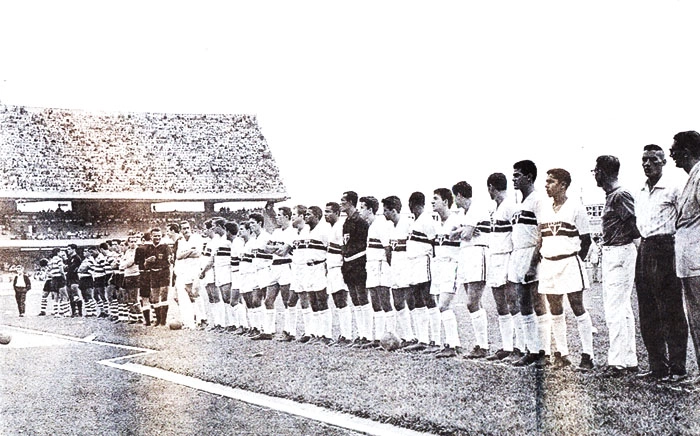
[
  {"xmin": 594, "ymin": 155, "xmax": 640, "ymax": 376},
  {"xmin": 65, "ymin": 244, "xmax": 83, "ymax": 317},
  {"xmin": 145, "ymin": 227, "xmax": 173, "ymax": 326},
  {"xmin": 485, "ymin": 173, "xmax": 521, "ymax": 361},
  {"xmin": 340, "ymin": 191, "xmax": 371, "ymax": 346},
  {"xmin": 634, "ymin": 144, "xmax": 687, "ymax": 382},
  {"xmin": 670, "ymin": 131, "xmax": 700, "ymax": 389},
  {"xmin": 325, "ymin": 201, "xmax": 352, "ymax": 345},
  {"xmin": 510, "ymin": 161, "xmax": 551, "ymax": 367}
]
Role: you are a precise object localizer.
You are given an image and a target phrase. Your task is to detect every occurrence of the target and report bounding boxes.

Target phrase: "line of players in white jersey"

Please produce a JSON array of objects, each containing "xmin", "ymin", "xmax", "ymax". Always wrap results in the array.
[{"xmin": 168, "ymin": 160, "xmax": 595, "ymax": 370}]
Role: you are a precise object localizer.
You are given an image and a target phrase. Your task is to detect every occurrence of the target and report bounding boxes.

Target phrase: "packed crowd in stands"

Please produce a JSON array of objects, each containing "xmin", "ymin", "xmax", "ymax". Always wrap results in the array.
[{"xmin": 0, "ymin": 105, "xmax": 287, "ymax": 195}]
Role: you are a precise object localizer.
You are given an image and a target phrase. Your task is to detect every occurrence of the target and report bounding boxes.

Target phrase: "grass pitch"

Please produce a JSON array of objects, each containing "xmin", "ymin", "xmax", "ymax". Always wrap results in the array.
[{"xmin": 2, "ymin": 280, "xmax": 699, "ymax": 435}]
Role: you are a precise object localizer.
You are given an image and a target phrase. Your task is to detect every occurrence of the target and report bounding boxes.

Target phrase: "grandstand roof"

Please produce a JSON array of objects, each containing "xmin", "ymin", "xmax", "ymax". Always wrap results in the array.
[{"xmin": 0, "ymin": 105, "xmax": 288, "ymax": 201}]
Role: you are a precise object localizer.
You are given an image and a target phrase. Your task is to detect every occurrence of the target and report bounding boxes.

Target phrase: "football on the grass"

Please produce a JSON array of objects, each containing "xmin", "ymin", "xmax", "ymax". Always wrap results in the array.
[
  {"xmin": 0, "ymin": 333, "xmax": 12, "ymax": 345},
  {"xmin": 380, "ymin": 331, "xmax": 401, "ymax": 351},
  {"xmin": 169, "ymin": 321, "xmax": 183, "ymax": 330}
]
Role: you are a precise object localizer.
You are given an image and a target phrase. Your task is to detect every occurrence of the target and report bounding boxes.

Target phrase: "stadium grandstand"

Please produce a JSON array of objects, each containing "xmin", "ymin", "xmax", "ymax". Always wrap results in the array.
[{"xmin": 0, "ymin": 104, "xmax": 288, "ymax": 270}]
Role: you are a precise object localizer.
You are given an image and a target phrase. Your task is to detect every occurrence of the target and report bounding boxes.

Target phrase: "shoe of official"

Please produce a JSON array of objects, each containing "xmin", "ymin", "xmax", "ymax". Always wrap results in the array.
[
  {"xmin": 251, "ymin": 333, "xmax": 273, "ymax": 341},
  {"xmin": 574, "ymin": 353, "xmax": 594, "ymax": 372},
  {"xmin": 661, "ymin": 372, "xmax": 688, "ymax": 383},
  {"xmin": 298, "ymin": 335, "xmax": 312, "ymax": 344},
  {"xmin": 509, "ymin": 348, "xmax": 525, "ymax": 361},
  {"xmin": 402, "ymin": 341, "xmax": 428, "ymax": 352},
  {"xmin": 552, "ymin": 352, "xmax": 572, "ymax": 369},
  {"xmin": 601, "ymin": 365, "xmax": 626, "ymax": 378},
  {"xmin": 513, "ymin": 351, "xmax": 541, "ymax": 367},
  {"xmin": 361, "ymin": 339, "xmax": 381, "ymax": 349},
  {"xmin": 422, "ymin": 341, "xmax": 442, "ymax": 354},
  {"xmin": 535, "ymin": 352, "xmax": 551, "ymax": 369},
  {"xmin": 277, "ymin": 331, "xmax": 295, "ymax": 342},
  {"xmin": 38, "ymin": 312, "xmax": 46, "ymax": 316},
  {"xmin": 486, "ymin": 349, "xmax": 512, "ymax": 361},
  {"xmin": 465, "ymin": 345, "xmax": 489, "ymax": 359},
  {"xmin": 626, "ymin": 365, "xmax": 640, "ymax": 374},
  {"xmin": 435, "ymin": 346, "xmax": 457, "ymax": 359}
]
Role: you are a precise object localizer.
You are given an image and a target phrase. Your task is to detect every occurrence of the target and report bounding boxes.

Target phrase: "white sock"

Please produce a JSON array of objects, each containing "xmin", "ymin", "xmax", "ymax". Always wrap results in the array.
[
  {"xmin": 413, "ymin": 307, "xmax": 429, "ymax": 344},
  {"xmin": 321, "ymin": 309, "xmax": 333, "ymax": 338},
  {"xmin": 513, "ymin": 313, "xmax": 525, "ymax": 351},
  {"xmin": 353, "ymin": 307, "xmax": 364, "ymax": 340},
  {"xmin": 470, "ymin": 309, "xmax": 489, "ymax": 349},
  {"xmin": 498, "ymin": 314, "xmax": 514, "ymax": 352},
  {"xmin": 375, "ymin": 311, "xmax": 386, "ymax": 340},
  {"xmin": 551, "ymin": 314, "xmax": 569, "ymax": 356},
  {"xmin": 264, "ymin": 308, "xmax": 276, "ymax": 334},
  {"xmin": 286, "ymin": 306, "xmax": 297, "ymax": 336},
  {"xmin": 302, "ymin": 307, "xmax": 313, "ymax": 336},
  {"xmin": 385, "ymin": 311, "xmax": 397, "ymax": 335},
  {"xmin": 576, "ymin": 312, "xmax": 594, "ymax": 357},
  {"xmin": 362, "ymin": 305, "xmax": 374, "ymax": 340},
  {"xmin": 429, "ymin": 307, "xmax": 442, "ymax": 345},
  {"xmin": 397, "ymin": 308, "xmax": 415, "ymax": 340},
  {"xmin": 537, "ymin": 313, "xmax": 551, "ymax": 355},
  {"xmin": 337, "ymin": 306, "xmax": 352, "ymax": 339},
  {"xmin": 441, "ymin": 309, "xmax": 461, "ymax": 348},
  {"xmin": 522, "ymin": 314, "xmax": 538, "ymax": 353}
]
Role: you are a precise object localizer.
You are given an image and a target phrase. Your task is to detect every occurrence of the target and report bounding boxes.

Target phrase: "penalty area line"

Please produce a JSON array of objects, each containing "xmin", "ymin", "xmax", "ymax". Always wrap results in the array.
[{"xmin": 100, "ymin": 360, "xmax": 435, "ymax": 436}]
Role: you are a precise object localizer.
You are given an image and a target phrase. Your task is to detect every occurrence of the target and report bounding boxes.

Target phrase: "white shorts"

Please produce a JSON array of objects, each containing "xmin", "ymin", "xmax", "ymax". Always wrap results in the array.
[
  {"xmin": 507, "ymin": 247, "xmax": 538, "ymax": 284},
  {"xmin": 214, "ymin": 266, "xmax": 231, "ymax": 287},
  {"xmin": 430, "ymin": 259, "xmax": 458, "ymax": 295},
  {"xmin": 366, "ymin": 260, "xmax": 392, "ymax": 288},
  {"xmin": 230, "ymin": 271, "xmax": 240, "ymax": 291},
  {"xmin": 270, "ymin": 262, "xmax": 292, "ymax": 287},
  {"xmin": 201, "ymin": 268, "xmax": 215, "ymax": 286},
  {"xmin": 409, "ymin": 256, "xmax": 432, "ymax": 286},
  {"xmin": 326, "ymin": 266, "xmax": 347, "ymax": 294},
  {"xmin": 297, "ymin": 262, "xmax": 327, "ymax": 293},
  {"xmin": 486, "ymin": 252, "xmax": 510, "ymax": 288},
  {"xmin": 390, "ymin": 258, "xmax": 412, "ymax": 289},
  {"xmin": 539, "ymin": 254, "xmax": 589, "ymax": 294},
  {"xmin": 239, "ymin": 272, "xmax": 255, "ymax": 294},
  {"xmin": 458, "ymin": 245, "xmax": 487, "ymax": 284}
]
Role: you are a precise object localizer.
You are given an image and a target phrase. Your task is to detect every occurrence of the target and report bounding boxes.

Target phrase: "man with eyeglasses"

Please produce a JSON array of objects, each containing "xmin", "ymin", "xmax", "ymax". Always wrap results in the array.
[
  {"xmin": 669, "ymin": 131, "xmax": 700, "ymax": 390},
  {"xmin": 593, "ymin": 155, "xmax": 640, "ymax": 377}
]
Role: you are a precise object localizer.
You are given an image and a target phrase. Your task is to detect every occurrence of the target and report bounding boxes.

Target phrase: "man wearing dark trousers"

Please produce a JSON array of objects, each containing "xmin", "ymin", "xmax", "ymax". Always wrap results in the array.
[{"xmin": 635, "ymin": 144, "xmax": 688, "ymax": 383}]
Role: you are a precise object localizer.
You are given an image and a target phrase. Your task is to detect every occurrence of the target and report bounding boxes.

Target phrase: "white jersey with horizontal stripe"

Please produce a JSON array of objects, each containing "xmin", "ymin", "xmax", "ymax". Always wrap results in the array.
[
  {"xmin": 367, "ymin": 217, "xmax": 391, "ymax": 262},
  {"xmin": 230, "ymin": 237, "xmax": 244, "ymax": 274},
  {"xmin": 388, "ymin": 218, "xmax": 411, "ymax": 265},
  {"xmin": 433, "ymin": 212, "xmax": 462, "ymax": 262},
  {"xmin": 175, "ymin": 233, "xmax": 203, "ymax": 276},
  {"xmin": 407, "ymin": 212, "xmax": 436, "ymax": 259},
  {"xmin": 252, "ymin": 231, "xmax": 272, "ymax": 271},
  {"xmin": 512, "ymin": 191, "xmax": 546, "ymax": 250},
  {"xmin": 537, "ymin": 198, "xmax": 590, "ymax": 258},
  {"xmin": 292, "ymin": 222, "xmax": 329, "ymax": 264},
  {"xmin": 458, "ymin": 202, "xmax": 492, "ymax": 248},
  {"xmin": 268, "ymin": 225, "xmax": 295, "ymax": 264},
  {"xmin": 489, "ymin": 196, "xmax": 517, "ymax": 254},
  {"xmin": 327, "ymin": 218, "xmax": 346, "ymax": 268}
]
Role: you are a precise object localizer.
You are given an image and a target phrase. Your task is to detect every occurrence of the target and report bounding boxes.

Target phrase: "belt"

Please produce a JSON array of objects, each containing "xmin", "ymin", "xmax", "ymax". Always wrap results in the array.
[
  {"xmin": 306, "ymin": 259, "xmax": 326, "ymax": 266},
  {"xmin": 344, "ymin": 251, "xmax": 366, "ymax": 262},
  {"xmin": 543, "ymin": 252, "xmax": 577, "ymax": 261},
  {"xmin": 272, "ymin": 259, "xmax": 292, "ymax": 265},
  {"xmin": 641, "ymin": 234, "xmax": 674, "ymax": 242}
]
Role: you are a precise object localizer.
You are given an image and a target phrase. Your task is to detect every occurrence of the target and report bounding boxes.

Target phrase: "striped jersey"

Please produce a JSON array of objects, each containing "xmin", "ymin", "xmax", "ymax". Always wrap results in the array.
[
  {"xmin": 537, "ymin": 199, "xmax": 589, "ymax": 259},
  {"xmin": 367, "ymin": 217, "xmax": 391, "ymax": 262},
  {"xmin": 327, "ymin": 218, "xmax": 346, "ymax": 268},
  {"xmin": 489, "ymin": 196, "xmax": 517, "ymax": 254},
  {"xmin": 433, "ymin": 212, "xmax": 462, "ymax": 262},
  {"xmin": 407, "ymin": 212, "xmax": 436, "ymax": 259},
  {"xmin": 512, "ymin": 191, "xmax": 545, "ymax": 250}
]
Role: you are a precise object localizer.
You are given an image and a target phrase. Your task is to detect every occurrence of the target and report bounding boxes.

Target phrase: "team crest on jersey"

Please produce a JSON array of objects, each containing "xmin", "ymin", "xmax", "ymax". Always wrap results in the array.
[
  {"xmin": 390, "ymin": 240, "xmax": 398, "ymax": 250},
  {"xmin": 547, "ymin": 221, "xmax": 562, "ymax": 236},
  {"xmin": 343, "ymin": 233, "xmax": 350, "ymax": 245},
  {"xmin": 435, "ymin": 235, "xmax": 446, "ymax": 245}
]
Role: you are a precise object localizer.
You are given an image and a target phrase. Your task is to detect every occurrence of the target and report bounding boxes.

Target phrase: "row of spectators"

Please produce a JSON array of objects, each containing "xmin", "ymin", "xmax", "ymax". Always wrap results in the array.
[{"xmin": 0, "ymin": 105, "xmax": 287, "ymax": 195}]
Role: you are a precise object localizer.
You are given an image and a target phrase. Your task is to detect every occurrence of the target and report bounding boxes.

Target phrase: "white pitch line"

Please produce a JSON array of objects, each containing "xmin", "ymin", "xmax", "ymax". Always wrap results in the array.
[
  {"xmin": 3, "ymin": 325, "xmax": 435, "ymax": 436},
  {"xmin": 100, "ymin": 360, "xmax": 435, "ymax": 436}
]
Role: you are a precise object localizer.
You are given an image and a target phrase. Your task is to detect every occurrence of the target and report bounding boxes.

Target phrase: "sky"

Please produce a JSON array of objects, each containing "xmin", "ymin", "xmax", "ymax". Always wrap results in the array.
[{"xmin": 2, "ymin": 1, "xmax": 699, "ymax": 210}]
